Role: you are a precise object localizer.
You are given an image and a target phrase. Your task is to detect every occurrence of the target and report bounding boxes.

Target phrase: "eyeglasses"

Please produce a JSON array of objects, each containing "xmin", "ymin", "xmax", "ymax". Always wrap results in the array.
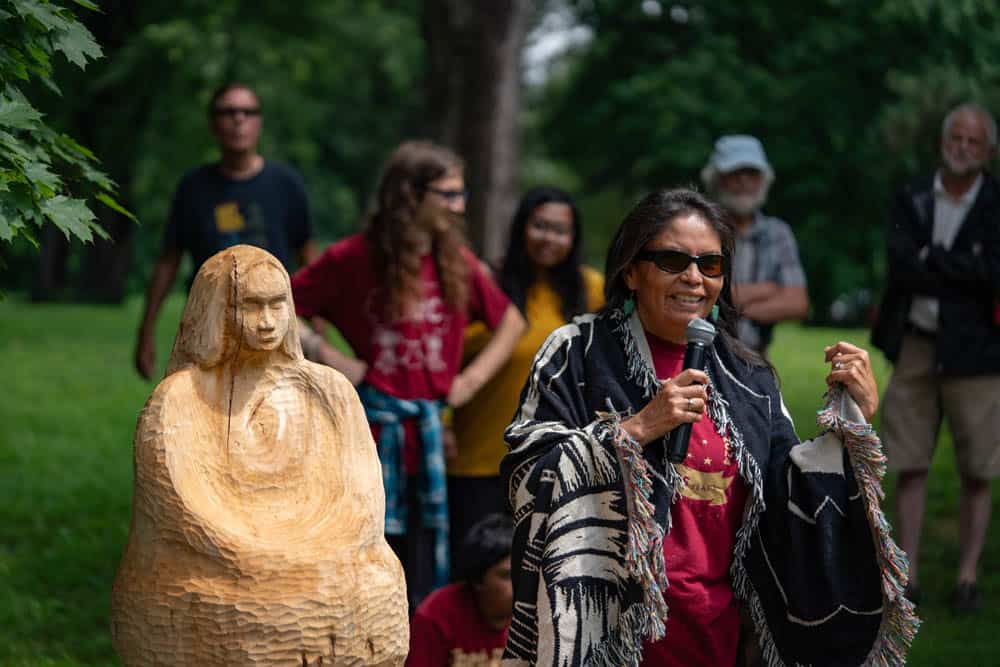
[
  {"xmin": 635, "ymin": 249, "xmax": 728, "ymax": 278},
  {"xmin": 212, "ymin": 106, "xmax": 262, "ymax": 119},
  {"xmin": 527, "ymin": 217, "xmax": 573, "ymax": 238},
  {"xmin": 424, "ymin": 186, "xmax": 467, "ymax": 203}
]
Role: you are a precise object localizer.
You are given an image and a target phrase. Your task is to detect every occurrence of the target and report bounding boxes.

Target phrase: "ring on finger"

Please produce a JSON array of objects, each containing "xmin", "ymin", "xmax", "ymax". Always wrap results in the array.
[
  {"xmin": 687, "ymin": 397, "xmax": 696, "ymax": 411},
  {"xmin": 834, "ymin": 361, "xmax": 845, "ymax": 370}
]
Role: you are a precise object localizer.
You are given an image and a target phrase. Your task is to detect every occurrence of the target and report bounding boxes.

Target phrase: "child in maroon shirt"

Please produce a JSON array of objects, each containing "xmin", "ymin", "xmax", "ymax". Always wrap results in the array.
[{"xmin": 407, "ymin": 514, "xmax": 513, "ymax": 667}]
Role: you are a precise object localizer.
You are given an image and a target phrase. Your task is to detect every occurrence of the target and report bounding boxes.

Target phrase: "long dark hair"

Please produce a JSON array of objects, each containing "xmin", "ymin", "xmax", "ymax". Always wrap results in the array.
[
  {"xmin": 603, "ymin": 187, "xmax": 768, "ymax": 369},
  {"xmin": 365, "ymin": 140, "xmax": 468, "ymax": 319},
  {"xmin": 499, "ymin": 186, "xmax": 587, "ymax": 322}
]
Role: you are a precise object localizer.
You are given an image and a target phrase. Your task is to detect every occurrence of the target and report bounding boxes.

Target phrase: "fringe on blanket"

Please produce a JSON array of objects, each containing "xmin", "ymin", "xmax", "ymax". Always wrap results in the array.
[
  {"xmin": 591, "ymin": 410, "xmax": 673, "ymax": 659},
  {"xmin": 817, "ymin": 385, "xmax": 921, "ymax": 667}
]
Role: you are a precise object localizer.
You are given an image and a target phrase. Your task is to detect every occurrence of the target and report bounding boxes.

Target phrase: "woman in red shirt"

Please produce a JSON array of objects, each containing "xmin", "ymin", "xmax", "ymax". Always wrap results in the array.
[
  {"xmin": 292, "ymin": 141, "xmax": 525, "ymax": 610},
  {"xmin": 500, "ymin": 189, "xmax": 917, "ymax": 666}
]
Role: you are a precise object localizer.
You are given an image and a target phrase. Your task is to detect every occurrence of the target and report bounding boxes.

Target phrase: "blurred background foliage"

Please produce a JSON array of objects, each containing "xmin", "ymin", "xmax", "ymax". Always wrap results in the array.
[
  {"xmin": 1, "ymin": 0, "xmax": 999, "ymax": 324},
  {"xmin": 0, "ymin": 0, "xmax": 128, "ymax": 256},
  {"xmin": 538, "ymin": 0, "xmax": 1000, "ymax": 323}
]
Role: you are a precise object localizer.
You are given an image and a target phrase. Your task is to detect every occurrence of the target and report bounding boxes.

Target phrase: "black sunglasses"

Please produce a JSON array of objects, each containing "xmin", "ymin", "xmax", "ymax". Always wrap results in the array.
[
  {"xmin": 635, "ymin": 249, "xmax": 728, "ymax": 278},
  {"xmin": 212, "ymin": 106, "xmax": 261, "ymax": 119}
]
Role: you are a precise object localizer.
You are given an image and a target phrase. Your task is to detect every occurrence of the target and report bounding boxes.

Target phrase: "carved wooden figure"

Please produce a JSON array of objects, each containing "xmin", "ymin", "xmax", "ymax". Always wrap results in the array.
[{"xmin": 111, "ymin": 245, "xmax": 408, "ymax": 666}]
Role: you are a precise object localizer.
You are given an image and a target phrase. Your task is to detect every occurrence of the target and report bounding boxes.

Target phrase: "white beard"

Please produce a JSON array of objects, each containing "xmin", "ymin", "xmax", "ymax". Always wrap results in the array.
[
  {"xmin": 942, "ymin": 149, "xmax": 987, "ymax": 178},
  {"xmin": 716, "ymin": 184, "xmax": 769, "ymax": 217}
]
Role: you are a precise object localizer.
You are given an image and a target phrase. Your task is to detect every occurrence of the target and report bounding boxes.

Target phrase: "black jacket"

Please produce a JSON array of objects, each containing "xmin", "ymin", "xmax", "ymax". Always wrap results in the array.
[{"xmin": 872, "ymin": 172, "xmax": 1000, "ymax": 375}]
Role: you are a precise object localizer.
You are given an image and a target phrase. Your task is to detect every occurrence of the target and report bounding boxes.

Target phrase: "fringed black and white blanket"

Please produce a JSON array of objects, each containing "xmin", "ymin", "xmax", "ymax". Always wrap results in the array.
[{"xmin": 500, "ymin": 309, "xmax": 918, "ymax": 667}]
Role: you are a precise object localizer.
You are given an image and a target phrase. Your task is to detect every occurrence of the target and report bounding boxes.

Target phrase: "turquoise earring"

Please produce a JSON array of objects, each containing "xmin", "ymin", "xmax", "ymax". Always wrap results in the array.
[{"xmin": 623, "ymin": 291, "xmax": 636, "ymax": 316}]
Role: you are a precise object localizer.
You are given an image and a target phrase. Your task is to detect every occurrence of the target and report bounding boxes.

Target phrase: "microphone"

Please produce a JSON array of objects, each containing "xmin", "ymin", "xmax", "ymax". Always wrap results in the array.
[{"xmin": 665, "ymin": 318, "xmax": 718, "ymax": 464}]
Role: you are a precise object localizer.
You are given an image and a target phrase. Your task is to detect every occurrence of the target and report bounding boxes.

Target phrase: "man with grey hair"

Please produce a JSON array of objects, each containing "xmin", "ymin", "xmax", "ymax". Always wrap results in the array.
[
  {"xmin": 872, "ymin": 102, "xmax": 999, "ymax": 613},
  {"xmin": 701, "ymin": 135, "xmax": 809, "ymax": 353}
]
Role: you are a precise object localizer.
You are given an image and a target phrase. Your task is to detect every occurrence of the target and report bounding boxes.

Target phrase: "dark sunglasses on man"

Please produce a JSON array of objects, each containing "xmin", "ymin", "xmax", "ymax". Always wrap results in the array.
[
  {"xmin": 213, "ymin": 106, "xmax": 262, "ymax": 119},
  {"xmin": 635, "ymin": 249, "xmax": 728, "ymax": 278}
]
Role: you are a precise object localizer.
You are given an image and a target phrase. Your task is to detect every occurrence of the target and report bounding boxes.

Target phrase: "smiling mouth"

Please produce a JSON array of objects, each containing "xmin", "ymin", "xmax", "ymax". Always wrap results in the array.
[{"xmin": 671, "ymin": 295, "xmax": 704, "ymax": 304}]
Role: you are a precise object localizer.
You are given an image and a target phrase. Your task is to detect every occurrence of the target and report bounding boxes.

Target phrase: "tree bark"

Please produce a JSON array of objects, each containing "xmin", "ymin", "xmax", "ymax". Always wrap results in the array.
[{"xmin": 422, "ymin": 0, "xmax": 528, "ymax": 266}]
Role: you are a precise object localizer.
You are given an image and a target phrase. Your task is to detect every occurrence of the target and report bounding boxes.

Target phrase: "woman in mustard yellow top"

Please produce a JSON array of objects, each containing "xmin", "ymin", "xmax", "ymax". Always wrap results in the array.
[{"xmin": 449, "ymin": 187, "xmax": 604, "ymax": 560}]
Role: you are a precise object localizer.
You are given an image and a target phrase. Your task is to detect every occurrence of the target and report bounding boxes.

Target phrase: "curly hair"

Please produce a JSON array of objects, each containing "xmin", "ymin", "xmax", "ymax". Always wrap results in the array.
[{"xmin": 365, "ymin": 140, "xmax": 468, "ymax": 320}]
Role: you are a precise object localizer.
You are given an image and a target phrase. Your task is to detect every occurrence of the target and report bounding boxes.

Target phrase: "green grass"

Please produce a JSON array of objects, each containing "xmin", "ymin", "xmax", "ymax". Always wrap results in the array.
[{"xmin": 0, "ymin": 296, "xmax": 997, "ymax": 664}]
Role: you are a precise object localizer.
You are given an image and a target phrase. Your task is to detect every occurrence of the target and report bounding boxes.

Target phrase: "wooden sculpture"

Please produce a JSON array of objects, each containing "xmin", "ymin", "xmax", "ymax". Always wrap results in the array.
[{"xmin": 111, "ymin": 245, "xmax": 408, "ymax": 666}]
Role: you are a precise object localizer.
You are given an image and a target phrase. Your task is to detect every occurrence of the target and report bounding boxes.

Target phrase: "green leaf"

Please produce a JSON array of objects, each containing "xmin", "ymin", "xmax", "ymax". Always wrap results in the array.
[
  {"xmin": 37, "ymin": 74, "xmax": 61, "ymax": 95},
  {"xmin": 96, "ymin": 192, "xmax": 136, "ymax": 222},
  {"xmin": 0, "ymin": 130, "xmax": 37, "ymax": 161},
  {"xmin": 0, "ymin": 52, "xmax": 30, "ymax": 81},
  {"xmin": 53, "ymin": 20, "xmax": 102, "ymax": 68},
  {"xmin": 0, "ymin": 183, "xmax": 36, "ymax": 243},
  {"xmin": 71, "ymin": 0, "xmax": 100, "ymax": 10},
  {"xmin": 80, "ymin": 163, "xmax": 114, "ymax": 190},
  {"xmin": 24, "ymin": 160, "xmax": 60, "ymax": 195},
  {"xmin": 0, "ymin": 212, "xmax": 17, "ymax": 242},
  {"xmin": 52, "ymin": 132, "xmax": 97, "ymax": 160},
  {"xmin": 0, "ymin": 97, "xmax": 42, "ymax": 128},
  {"xmin": 25, "ymin": 43, "xmax": 50, "ymax": 68},
  {"xmin": 12, "ymin": 0, "xmax": 69, "ymax": 32},
  {"xmin": 40, "ymin": 194, "xmax": 99, "ymax": 242}
]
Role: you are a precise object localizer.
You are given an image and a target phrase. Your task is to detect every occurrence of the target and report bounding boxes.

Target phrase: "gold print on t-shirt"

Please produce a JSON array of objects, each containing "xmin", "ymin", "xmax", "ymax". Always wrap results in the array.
[
  {"xmin": 677, "ymin": 464, "xmax": 734, "ymax": 506},
  {"xmin": 450, "ymin": 647, "xmax": 503, "ymax": 666},
  {"xmin": 214, "ymin": 201, "xmax": 246, "ymax": 232}
]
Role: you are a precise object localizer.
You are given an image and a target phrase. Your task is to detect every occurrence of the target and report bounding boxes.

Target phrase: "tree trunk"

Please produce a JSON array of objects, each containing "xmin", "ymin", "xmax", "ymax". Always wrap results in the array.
[
  {"xmin": 422, "ymin": 0, "xmax": 528, "ymax": 266},
  {"xmin": 78, "ymin": 214, "xmax": 136, "ymax": 303},
  {"xmin": 30, "ymin": 0, "xmax": 144, "ymax": 303},
  {"xmin": 76, "ymin": 1, "xmax": 146, "ymax": 303},
  {"xmin": 31, "ymin": 225, "xmax": 72, "ymax": 301}
]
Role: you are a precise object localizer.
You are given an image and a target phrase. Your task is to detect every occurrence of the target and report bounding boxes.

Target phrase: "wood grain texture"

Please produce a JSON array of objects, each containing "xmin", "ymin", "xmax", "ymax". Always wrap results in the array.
[{"xmin": 112, "ymin": 245, "xmax": 408, "ymax": 666}]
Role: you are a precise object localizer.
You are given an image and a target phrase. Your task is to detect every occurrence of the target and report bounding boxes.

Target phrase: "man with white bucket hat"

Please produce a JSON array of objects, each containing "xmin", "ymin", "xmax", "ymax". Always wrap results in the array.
[{"xmin": 702, "ymin": 135, "xmax": 809, "ymax": 353}]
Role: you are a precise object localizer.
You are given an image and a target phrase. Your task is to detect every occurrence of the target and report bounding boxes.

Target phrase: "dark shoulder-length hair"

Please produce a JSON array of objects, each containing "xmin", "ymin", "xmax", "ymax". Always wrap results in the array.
[
  {"xmin": 499, "ymin": 186, "xmax": 587, "ymax": 322},
  {"xmin": 365, "ymin": 140, "xmax": 468, "ymax": 319},
  {"xmin": 603, "ymin": 187, "xmax": 768, "ymax": 369}
]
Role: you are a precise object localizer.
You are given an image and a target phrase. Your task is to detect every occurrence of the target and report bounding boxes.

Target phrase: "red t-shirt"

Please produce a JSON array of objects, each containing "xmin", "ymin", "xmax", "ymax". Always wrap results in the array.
[
  {"xmin": 641, "ymin": 333, "xmax": 748, "ymax": 667},
  {"xmin": 407, "ymin": 583, "xmax": 508, "ymax": 667},
  {"xmin": 291, "ymin": 234, "xmax": 510, "ymax": 471}
]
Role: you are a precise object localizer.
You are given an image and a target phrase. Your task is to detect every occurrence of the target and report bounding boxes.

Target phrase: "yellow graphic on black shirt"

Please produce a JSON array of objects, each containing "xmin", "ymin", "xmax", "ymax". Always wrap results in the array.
[
  {"xmin": 214, "ymin": 202, "xmax": 246, "ymax": 232},
  {"xmin": 677, "ymin": 463, "xmax": 734, "ymax": 506},
  {"xmin": 450, "ymin": 647, "xmax": 503, "ymax": 666}
]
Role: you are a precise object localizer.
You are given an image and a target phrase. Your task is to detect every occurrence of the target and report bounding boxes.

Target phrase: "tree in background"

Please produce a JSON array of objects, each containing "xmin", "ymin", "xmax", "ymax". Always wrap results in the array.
[
  {"xmin": 536, "ymin": 0, "xmax": 1000, "ymax": 322},
  {"xmin": 20, "ymin": 1, "xmax": 427, "ymax": 300},
  {"xmin": 423, "ymin": 0, "xmax": 530, "ymax": 265},
  {"xmin": 19, "ymin": 0, "xmax": 536, "ymax": 300},
  {"xmin": 11, "ymin": 0, "xmax": 1000, "ymax": 315},
  {"xmin": 0, "ymin": 0, "xmax": 130, "ymax": 285}
]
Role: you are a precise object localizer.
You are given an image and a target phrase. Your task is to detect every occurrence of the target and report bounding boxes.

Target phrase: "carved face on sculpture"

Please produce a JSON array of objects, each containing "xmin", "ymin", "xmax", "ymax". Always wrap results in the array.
[
  {"xmin": 166, "ymin": 245, "xmax": 303, "ymax": 375},
  {"xmin": 239, "ymin": 263, "xmax": 291, "ymax": 351}
]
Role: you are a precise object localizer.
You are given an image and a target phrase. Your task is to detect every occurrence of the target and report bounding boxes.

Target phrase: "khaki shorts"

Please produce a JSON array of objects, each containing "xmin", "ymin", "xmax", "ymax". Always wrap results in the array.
[{"xmin": 882, "ymin": 333, "xmax": 1000, "ymax": 480}]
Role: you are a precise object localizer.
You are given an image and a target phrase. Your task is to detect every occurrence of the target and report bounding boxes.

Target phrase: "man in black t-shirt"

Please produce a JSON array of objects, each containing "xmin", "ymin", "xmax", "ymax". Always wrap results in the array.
[{"xmin": 134, "ymin": 82, "xmax": 316, "ymax": 379}]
